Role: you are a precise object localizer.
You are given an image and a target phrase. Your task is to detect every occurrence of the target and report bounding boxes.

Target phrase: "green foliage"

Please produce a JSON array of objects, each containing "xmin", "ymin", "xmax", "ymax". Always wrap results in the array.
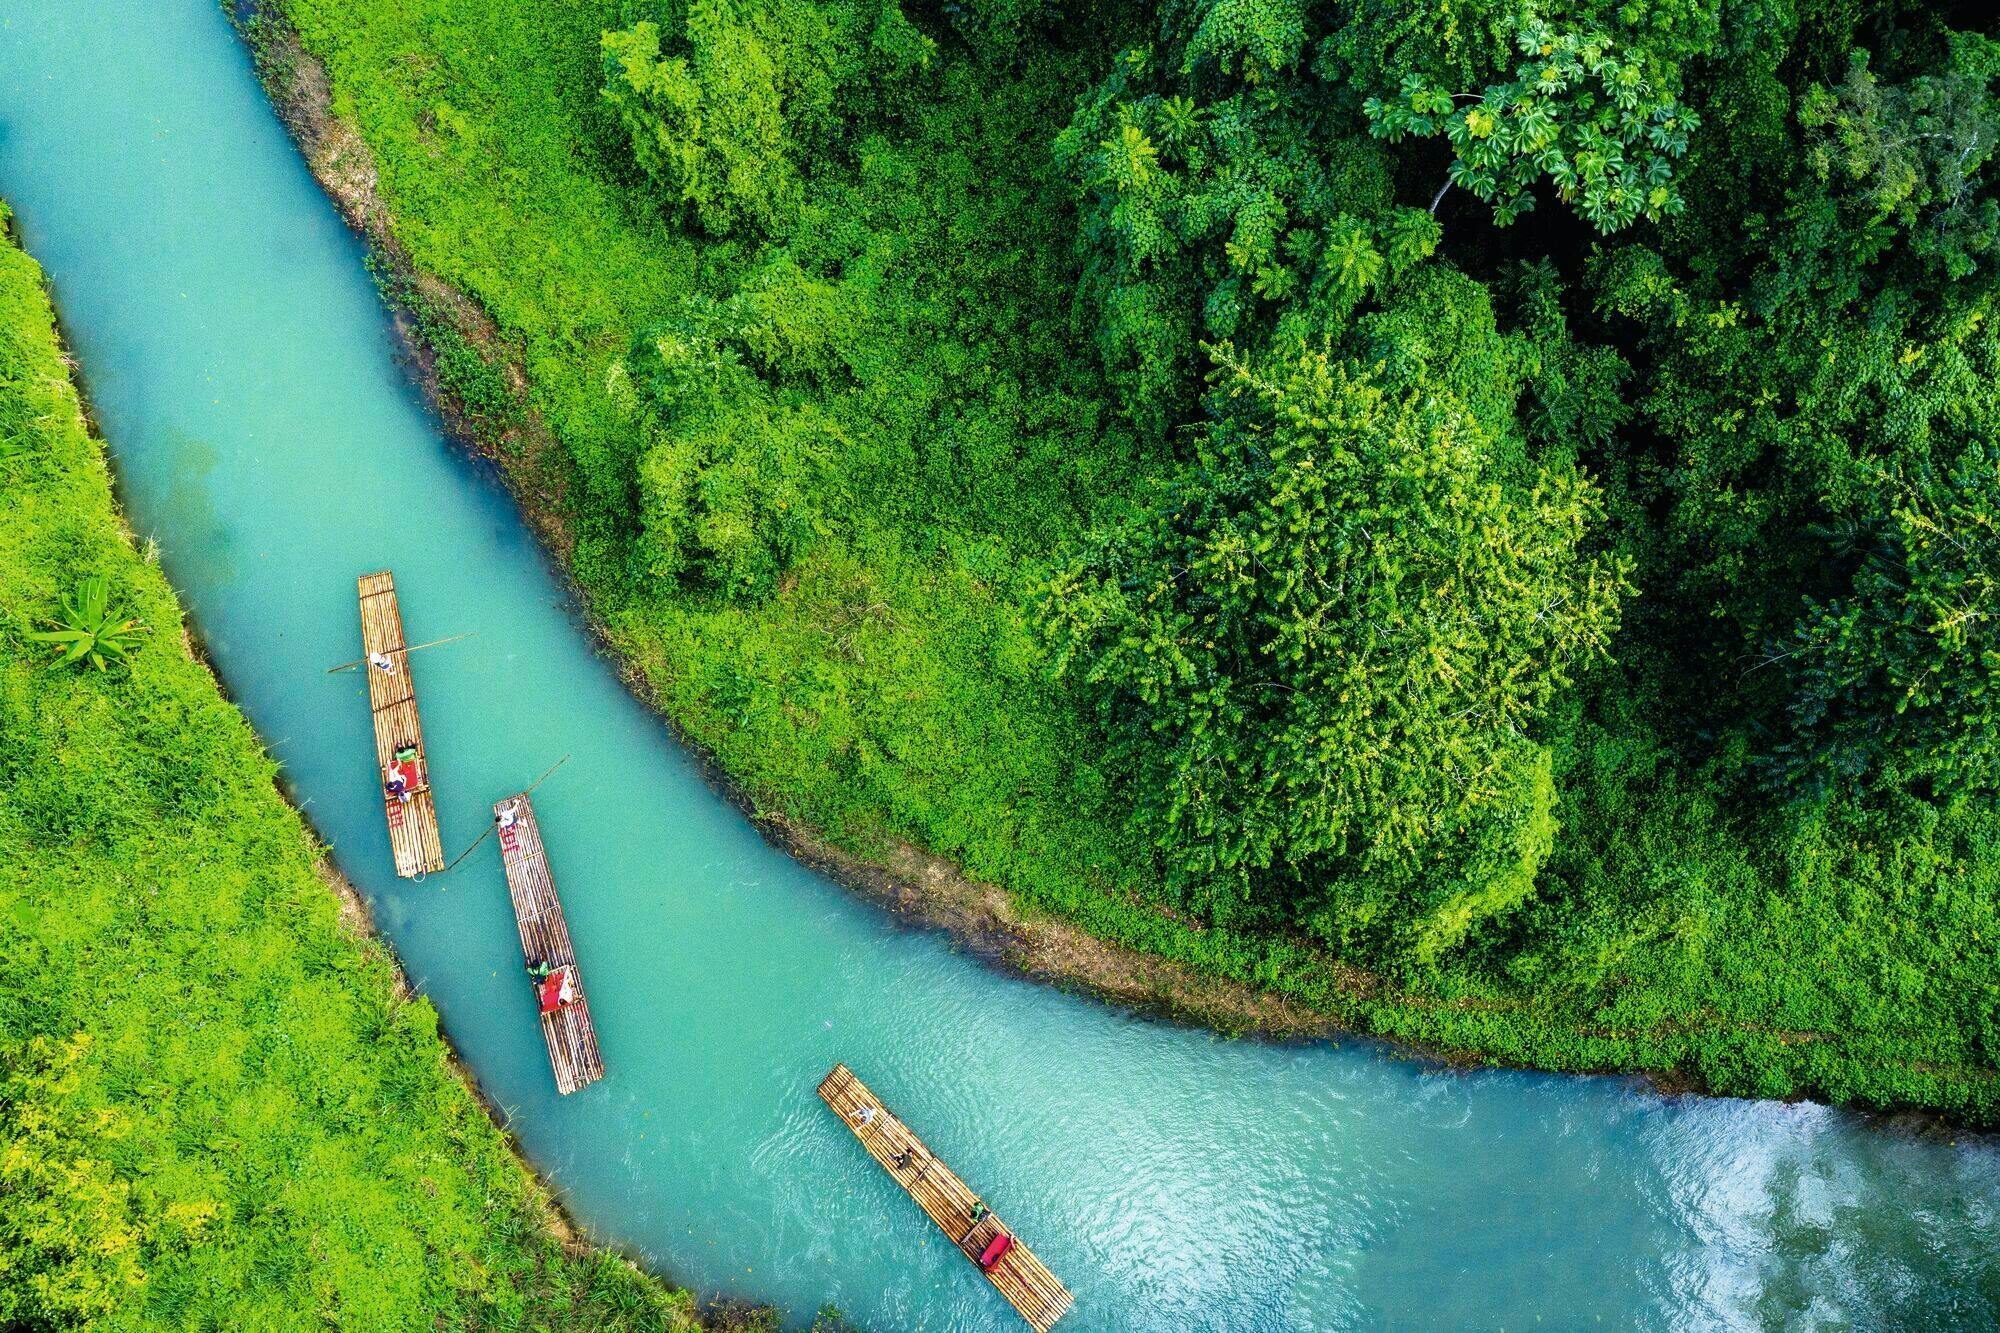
[
  {"xmin": 1056, "ymin": 0, "xmax": 1701, "ymax": 437},
  {"xmin": 1054, "ymin": 11, "xmax": 1409, "ymax": 435},
  {"xmin": 1776, "ymin": 448, "xmax": 2000, "ymax": 796},
  {"xmin": 621, "ymin": 296, "xmax": 831, "ymax": 598},
  {"xmin": 932, "ymin": 0, "xmax": 1059, "ymax": 61},
  {"xmin": 1320, "ymin": 0, "xmax": 1516, "ymax": 92},
  {"xmin": 1800, "ymin": 35, "xmax": 2000, "ymax": 279},
  {"xmin": 369, "ymin": 261, "xmax": 521, "ymax": 429},
  {"xmin": 0, "ymin": 1034, "xmax": 154, "ymax": 1331},
  {"xmin": 601, "ymin": 0, "xmax": 932, "ymax": 238},
  {"xmin": 1504, "ymin": 259, "xmax": 1631, "ymax": 455},
  {"xmin": 600, "ymin": 17, "xmax": 793, "ymax": 238},
  {"xmin": 25, "ymin": 576, "xmax": 150, "ymax": 671},
  {"xmin": 1364, "ymin": 15, "xmax": 1699, "ymax": 230},
  {"xmin": 810, "ymin": 1308, "xmax": 864, "ymax": 1333},
  {"xmin": 1044, "ymin": 344, "xmax": 1626, "ymax": 957},
  {"xmin": 0, "ymin": 214, "xmax": 705, "ymax": 1328},
  {"xmin": 0, "ymin": 323, "xmax": 34, "ymax": 461},
  {"xmin": 1588, "ymin": 10, "xmax": 2000, "ymax": 801},
  {"xmin": 601, "ymin": 34, "xmax": 1136, "ymax": 612}
]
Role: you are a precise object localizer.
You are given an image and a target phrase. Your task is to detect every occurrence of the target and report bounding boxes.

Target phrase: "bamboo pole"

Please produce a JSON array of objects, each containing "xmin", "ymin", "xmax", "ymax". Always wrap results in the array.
[
  {"xmin": 327, "ymin": 630, "xmax": 477, "ymax": 674},
  {"xmin": 437, "ymin": 757, "xmax": 569, "ymax": 875}
]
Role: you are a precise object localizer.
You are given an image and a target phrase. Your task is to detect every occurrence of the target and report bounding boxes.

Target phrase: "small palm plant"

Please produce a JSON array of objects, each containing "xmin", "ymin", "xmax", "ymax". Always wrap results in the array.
[{"xmin": 27, "ymin": 576, "xmax": 150, "ymax": 671}]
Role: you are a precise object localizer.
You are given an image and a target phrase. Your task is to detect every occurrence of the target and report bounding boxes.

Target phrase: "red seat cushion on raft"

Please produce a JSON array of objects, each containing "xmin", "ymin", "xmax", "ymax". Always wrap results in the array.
[
  {"xmin": 538, "ymin": 970, "xmax": 567, "ymax": 1014},
  {"xmin": 977, "ymin": 1232, "xmax": 1012, "ymax": 1269}
]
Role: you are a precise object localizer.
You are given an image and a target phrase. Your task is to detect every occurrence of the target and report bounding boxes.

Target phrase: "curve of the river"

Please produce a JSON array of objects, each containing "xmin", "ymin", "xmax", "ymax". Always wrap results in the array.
[{"xmin": 3, "ymin": 2, "xmax": 1997, "ymax": 1328}]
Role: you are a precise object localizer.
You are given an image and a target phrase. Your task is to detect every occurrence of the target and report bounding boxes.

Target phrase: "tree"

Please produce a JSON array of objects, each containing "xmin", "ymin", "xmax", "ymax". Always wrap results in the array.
[
  {"xmin": 1772, "ymin": 447, "xmax": 2000, "ymax": 797},
  {"xmin": 1053, "ymin": 12, "xmax": 1417, "ymax": 438},
  {"xmin": 1589, "ymin": 20, "xmax": 2000, "ymax": 800},
  {"xmin": 1041, "ymin": 345, "xmax": 1628, "ymax": 957},
  {"xmin": 1053, "ymin": 1, "xmax": 1701, "ymax": 441},
  {"xmin": 1364, "ymin": 15, "xmax": 1698, "ymax": 231},
  {"xmin": 601, "ymin": 0, "xmax": 932, "ymax": 238},
  {"xmin": 1800, "ymin": 34, "xmax": 2000, "ymax": 280},
  {"xmin": 601, "ymin": 17, "xmax": 795, "ymax": 238},
  {"xmin": 617, "ymin": 292, "xmax": 838, "ymax": 600}
]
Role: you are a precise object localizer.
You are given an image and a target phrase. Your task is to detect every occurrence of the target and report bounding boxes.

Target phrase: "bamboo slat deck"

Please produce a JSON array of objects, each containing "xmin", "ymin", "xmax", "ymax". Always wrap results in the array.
[
  {"xmin": 818, "ymin": 1063, "xmax": 1073, "ymax": 1331},
  {"xmin": 357, "ymin": 572, "xmax": 444, "ymax": 877},
  {"xmin": 494, "ymin": 793, "xmax": 605, "ymax": 1095}
]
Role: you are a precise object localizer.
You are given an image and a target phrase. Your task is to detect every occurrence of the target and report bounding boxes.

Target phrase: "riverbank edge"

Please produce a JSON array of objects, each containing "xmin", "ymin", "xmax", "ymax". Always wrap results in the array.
[
  {"xmin": 1, "ymin": 204, "xmax": 765, "ymax": 1329},
  {"xmin": 231, "ymin": 5, "xmax": 1999, "ymax": 1127}
]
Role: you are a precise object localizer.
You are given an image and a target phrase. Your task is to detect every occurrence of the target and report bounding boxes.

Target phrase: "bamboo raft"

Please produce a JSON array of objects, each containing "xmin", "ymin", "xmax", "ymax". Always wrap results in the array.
[
  {"xmin": 818, "ymin": 1063, "xmax": 1072, "ymax": 1331},
  {"xmin": 357, "ymin": 572, "xmax": 444, "ymax": 877},
  {"xmin": 494, "ymin": 792, "xmax": 605, "ymax": 1095}
]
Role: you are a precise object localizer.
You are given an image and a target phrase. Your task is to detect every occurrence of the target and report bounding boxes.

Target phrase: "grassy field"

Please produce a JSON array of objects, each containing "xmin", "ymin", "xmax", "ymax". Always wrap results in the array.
[
  {"xmin": 0, "ymin": 207, "xmax": 719, "ymax": 1328},
  {"xmin": 262, "ymin": 0, "xmax": 2000, "ymax": 1121}
]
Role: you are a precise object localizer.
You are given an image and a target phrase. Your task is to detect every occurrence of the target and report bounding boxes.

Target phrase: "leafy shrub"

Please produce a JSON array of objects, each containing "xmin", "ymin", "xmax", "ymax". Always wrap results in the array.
[
  {"xmin": 0, "ymin": 1035, "xmax": 155, "ymax": 1331},
  {"xmin": 1043, "ymin": 343, "xmax": 1628, "ymax": 953},
  {"xmin": 621, "ymin": 296, "xmax": 832, "ymax": 599},
  {"xmin": 26, "ymin": 576, "xmax": 149, "ymax": 671},
  {"xmin": 601, "ymin": 0, "xmax": 933, "ymax": 238}
]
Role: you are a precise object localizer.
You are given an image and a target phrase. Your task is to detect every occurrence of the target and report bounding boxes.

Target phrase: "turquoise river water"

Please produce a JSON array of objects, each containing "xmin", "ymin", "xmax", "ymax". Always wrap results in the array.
[{"xmin": 2, "ymin": 1, "xmax": 1998, "ymax": 1328}]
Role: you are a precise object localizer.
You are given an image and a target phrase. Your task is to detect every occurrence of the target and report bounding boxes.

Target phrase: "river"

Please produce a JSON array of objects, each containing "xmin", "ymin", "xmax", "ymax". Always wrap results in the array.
[{"xmin": 1, "ymin": 1, "xmax": 1996, "ymax": 1327}]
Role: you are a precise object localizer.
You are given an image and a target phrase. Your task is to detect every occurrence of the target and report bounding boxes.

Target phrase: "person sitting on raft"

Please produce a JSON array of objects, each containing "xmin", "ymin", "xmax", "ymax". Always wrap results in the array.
[
  {"xmin": 383, "ymin": 744, "xmax": 421, "ymax": 803},
  {"xmin": 958, "ymin": 1201, "xmax": 988, "ymax": 1246},
  {"xmin": 527, "ymin": 959, "xmax": 577, "ymax": 1013}
]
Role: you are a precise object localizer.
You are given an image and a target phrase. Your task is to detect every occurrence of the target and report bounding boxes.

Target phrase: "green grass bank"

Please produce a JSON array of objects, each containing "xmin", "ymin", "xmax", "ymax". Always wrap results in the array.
[
  {"xmin": 0, "ymin": 207, "xmax": 723, "ymax": 1328},
  {"xmin": 255, "ymin": 0, "xmax": 2000, "ymax": 1122}
]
